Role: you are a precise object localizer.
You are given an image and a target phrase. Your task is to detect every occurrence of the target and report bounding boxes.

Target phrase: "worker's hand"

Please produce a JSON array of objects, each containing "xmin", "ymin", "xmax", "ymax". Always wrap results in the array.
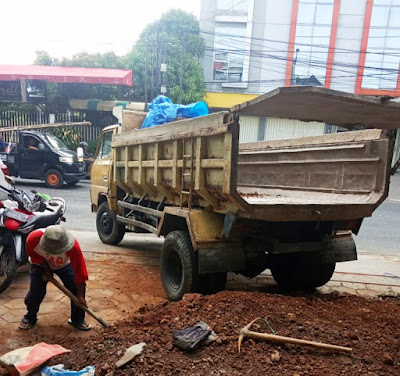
[
  {"xmin": 77, "ymin": 295, "xmax": 88, "ymax": 307},
  {"xmin": 42, "ymin": 270, "xmax": 53, "ymax": 282}
]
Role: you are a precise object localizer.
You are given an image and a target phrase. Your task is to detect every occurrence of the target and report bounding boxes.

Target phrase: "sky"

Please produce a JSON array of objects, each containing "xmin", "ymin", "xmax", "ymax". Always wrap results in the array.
[{"xmin": 0, "ymin": 0, "xmax": 201, "ymax": 65}]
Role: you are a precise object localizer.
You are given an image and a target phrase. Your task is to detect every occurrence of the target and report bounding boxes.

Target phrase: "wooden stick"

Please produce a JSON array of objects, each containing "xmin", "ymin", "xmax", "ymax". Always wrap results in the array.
[
  {"xmin": 48, "ymin": 276, "xmax": 109, "ymax": 328},
  {"xmin": 238, "ymin": 317, "xmax": 352, "ymax": 354},
  {"xmin": 0, "ymin": 121, "xmax": 91, "ymax": 133}
]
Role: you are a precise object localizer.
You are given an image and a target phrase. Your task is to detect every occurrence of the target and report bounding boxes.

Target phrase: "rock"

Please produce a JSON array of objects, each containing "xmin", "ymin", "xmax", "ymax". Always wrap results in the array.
[
  {"xmin": 298, "ymin": 355, "xmax": 307, "ymax": 365},
  {"xmin": 287, "ymin": 313, "xmax": 297, "ymax": 322},
  {"xmin": 115, "ymin": 342, "xmax": 146, "ymax": 369},
  {"xmin": 383, "ymin": 353, "xmax": 394, "ymax": 365},
  {"xmin": 363, "ymin": 356, "xmax": 373, "ymax": 365},
  {"xmin": 349, "ymin": 333, "xmax": 359, "ymax": 341},
  {"xmin": 271, "ymin": 351, "xmax": 281, "ymax": 362}
]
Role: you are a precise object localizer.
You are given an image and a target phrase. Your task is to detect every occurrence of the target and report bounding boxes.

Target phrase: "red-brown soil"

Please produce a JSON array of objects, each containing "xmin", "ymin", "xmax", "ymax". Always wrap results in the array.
[{"xmin": 3, "ymin": 291, "xmax": 399, "ymax": 376}]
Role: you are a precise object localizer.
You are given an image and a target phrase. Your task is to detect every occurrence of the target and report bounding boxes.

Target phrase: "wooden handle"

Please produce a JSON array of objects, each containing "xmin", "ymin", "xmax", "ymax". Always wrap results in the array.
[
  {"xmin": 242, "ymin": 329, "xmax": 352, "ymax": 354},
  {"xmin": 49, "ymin": 276, "xmax": 109, "ymax": 328}
]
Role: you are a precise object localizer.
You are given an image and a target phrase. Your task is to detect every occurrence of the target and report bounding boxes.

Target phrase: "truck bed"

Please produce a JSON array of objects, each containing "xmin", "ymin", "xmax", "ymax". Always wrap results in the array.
[{"xmin": 112, "ymin": 87, "xmax": 397, "ymax": 223}]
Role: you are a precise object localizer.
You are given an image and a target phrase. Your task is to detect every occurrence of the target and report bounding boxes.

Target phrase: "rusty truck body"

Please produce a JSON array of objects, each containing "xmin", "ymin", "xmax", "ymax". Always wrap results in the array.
[{"xmin": 90, "ymin": 86, "xmax": 400, "ymax": 300}]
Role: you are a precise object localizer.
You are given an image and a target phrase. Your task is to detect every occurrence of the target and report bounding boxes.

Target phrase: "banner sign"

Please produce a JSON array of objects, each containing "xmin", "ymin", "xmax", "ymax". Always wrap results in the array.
[{"xmin": 0, "ymin": 80, "xmax": 46, "ymax": 103}]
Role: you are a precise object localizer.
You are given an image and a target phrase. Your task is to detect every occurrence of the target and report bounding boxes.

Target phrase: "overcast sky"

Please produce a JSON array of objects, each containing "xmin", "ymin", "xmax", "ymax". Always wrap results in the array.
[{"xmin": 0, "ymin": 0, "xmax": 200, "ymax": 65}]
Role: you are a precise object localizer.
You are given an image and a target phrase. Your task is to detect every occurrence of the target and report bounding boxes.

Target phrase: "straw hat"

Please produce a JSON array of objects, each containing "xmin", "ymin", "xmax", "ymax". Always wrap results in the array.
[{"xmin": 39, "ymin": 225, "xmax": 75, "ymax": 255}]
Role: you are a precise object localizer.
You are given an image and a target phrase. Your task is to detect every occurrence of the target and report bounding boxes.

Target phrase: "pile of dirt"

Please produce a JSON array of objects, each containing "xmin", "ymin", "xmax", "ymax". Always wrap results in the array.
[{"xmin": 28, "ymin": 291, "xmax": 400, "ymax": 375}]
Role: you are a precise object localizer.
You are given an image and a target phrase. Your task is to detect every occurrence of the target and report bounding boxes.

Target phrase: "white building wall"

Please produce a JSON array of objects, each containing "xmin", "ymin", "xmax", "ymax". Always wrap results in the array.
[{"xmin": 330, "ymin": 0, "xmax": 366, "ymax": 93}]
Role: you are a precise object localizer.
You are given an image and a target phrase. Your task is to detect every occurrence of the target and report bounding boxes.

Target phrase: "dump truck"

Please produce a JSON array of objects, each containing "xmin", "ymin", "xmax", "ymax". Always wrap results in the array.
[{"xmin": 90, "ymin": 86, "xmax": 400, "ymax": 300}]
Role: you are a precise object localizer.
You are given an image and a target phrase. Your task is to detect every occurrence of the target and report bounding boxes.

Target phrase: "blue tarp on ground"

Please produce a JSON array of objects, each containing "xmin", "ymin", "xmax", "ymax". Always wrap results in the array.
[{"xmin": 141, "ymin": 96, "xmax": 209, "ymax": 129}]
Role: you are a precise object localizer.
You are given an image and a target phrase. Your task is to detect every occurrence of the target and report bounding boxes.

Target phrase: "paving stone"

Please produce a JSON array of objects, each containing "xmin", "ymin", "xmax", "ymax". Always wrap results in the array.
[
  {"xmin": 3, "ymin": 299, "xmax": 26, "ymax": 310},
  {"xmin": 0, "ymin": 295, "xmax": 11, "ymax": 305},
  {"xmin": 113, "ymin": 293, "xmax": 133, "ymax": 304},
  {"xmin": 0, "ymin": 317, "xmax": 7, "ymax": 327},
  {"xmin": 38, "ymin": 313, "xmax": 70, "ymax": 326},
  {"xmin": 1, "ymin": 309, "xmax": 27, "ymax": 323},
  {"xmin": 39, "ymin": 301, "xmax": 69, "ymax": 314},
  {"xmin": 43, "ymin": 291, "xmax": 65, "ymax": 302},
  {"xmin": 5, "ymin": 288, "xmax": 28, "ymax": 299},
  {"xmin": 88, "ymin": 288, "xmax": 114, "ymax": 299}
]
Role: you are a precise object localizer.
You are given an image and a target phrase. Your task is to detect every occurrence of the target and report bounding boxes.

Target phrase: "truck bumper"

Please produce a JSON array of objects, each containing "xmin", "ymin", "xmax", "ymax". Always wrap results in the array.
[{"xmin": 63, "ymin": 172, "xmax": 87, "ymax": 183}]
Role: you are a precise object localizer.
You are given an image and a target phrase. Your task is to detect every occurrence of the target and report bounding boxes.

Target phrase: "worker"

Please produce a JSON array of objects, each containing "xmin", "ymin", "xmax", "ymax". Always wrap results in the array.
[{"xmin": 19, "ymin": 225, "xmax": 91, "ymax": 331}]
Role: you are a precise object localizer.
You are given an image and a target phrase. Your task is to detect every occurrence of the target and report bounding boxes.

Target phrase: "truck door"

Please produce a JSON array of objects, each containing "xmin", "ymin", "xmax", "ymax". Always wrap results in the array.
[
  {"xmin": 19, "ymin": 134, "xmax": 49, "ymax": 179},
  {"xmin": 90, "ymin": 130, "xmax": 114, "ymax": 207}
]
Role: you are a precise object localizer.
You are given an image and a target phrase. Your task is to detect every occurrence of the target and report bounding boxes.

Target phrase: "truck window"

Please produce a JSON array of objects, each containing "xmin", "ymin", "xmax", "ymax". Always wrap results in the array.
[{"xmin": 99, "ymin": 131, "xmax": 112, "ymax": 159}]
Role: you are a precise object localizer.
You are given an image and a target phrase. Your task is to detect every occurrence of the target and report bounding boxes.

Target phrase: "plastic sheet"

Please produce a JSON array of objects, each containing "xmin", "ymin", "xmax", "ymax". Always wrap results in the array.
[{"xmin": 141, "ymin": 96, "xmax": 209, "ymax": 129}]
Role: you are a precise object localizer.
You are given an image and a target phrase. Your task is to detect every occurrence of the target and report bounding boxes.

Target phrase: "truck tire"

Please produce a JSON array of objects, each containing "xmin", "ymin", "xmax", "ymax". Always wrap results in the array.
[
  {"xmin": 96, "ymin": 201, "xmax": 125, "ymax": 245},
  {"xmin": 161, "ymin": 231, "xmax": 198, "ymax": 301},
  {"xmin": 199, "ymin": 272, "xmax": 227, "ymax": 295},
  {"xmin": 270, "ymin": 254, "xmax": 335, "ymax": 290},
  {"xmin": 44, "ymin": 169, "xmax": 63, "ymax": 188},
  {"xmin": 0, "ymin": 245, "xmax": 18, "ymax": 294}
]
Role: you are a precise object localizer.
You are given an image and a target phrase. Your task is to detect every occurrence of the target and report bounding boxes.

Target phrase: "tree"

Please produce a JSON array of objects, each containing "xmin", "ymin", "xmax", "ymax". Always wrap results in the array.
[{"xmin": 125, "ymin": 9, "xmax": 206, "ymax": 104}]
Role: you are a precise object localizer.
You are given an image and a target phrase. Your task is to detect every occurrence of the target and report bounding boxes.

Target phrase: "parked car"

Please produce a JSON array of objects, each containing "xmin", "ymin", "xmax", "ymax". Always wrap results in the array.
[{"xmin": 0, "ymin": 131, "xmax": 86, "ymax": 188}]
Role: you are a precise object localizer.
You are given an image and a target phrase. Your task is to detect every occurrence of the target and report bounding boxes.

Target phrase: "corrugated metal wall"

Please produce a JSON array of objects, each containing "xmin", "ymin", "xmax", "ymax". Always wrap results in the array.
[
  {"xmin": 264, "ymin": 118, "xmax": 326, "ymax": 140},
  {"xmin": 239, "ymin": 116, "xmax": 259, "ymax": 143},
  {"xmin": 238, "ymin": 116, "xmax": 328, "ymax": 143}
]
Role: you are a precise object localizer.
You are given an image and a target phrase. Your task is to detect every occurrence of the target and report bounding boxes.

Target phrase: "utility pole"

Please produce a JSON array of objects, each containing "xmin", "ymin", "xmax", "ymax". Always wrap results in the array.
[
  {"xmin": 144, "ymin": 41, "xmax": 148, "ymax": 109},
  {"xmin": 177, "ymin": 34, "xmax": 185, "ymax": 104},
  {"xmin": 150, "ymin": 40, "xmax": 155, "ymax": 100}
]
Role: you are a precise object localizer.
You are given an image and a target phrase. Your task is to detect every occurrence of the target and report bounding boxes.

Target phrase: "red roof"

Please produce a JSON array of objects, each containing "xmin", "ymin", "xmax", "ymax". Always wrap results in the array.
[{"xmin": 0, "ymin": 65, "xmax": 132, "ymax": 86}]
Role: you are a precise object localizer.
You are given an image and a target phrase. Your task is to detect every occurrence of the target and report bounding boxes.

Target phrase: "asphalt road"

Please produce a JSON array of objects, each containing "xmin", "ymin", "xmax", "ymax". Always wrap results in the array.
[
  {"xmin": 12, "ymin": 175, "xmax": 400, "ymax": 257},
  {"xmin": 14, "ymin": 178, "xmax": 97, "ymax": 232}
]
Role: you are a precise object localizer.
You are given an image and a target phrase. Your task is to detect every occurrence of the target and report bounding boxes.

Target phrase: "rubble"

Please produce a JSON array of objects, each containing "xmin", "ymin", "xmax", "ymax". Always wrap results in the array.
[{"xmin": 1, "ymin": 291, "xmax": 399, "ymax": 375}]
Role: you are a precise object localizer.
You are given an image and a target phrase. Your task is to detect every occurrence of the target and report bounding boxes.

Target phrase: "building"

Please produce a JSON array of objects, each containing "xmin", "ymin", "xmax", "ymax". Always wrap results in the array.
[{"xmin": 199, "ymin": 0, "xmax": 400, "ymax": 147}]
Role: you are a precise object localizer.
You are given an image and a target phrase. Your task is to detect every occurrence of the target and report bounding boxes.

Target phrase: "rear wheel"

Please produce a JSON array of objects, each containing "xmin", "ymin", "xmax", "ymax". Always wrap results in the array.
[
  {"xmin": 161, "ymin": 231, "xmax": 198, "ymax": 301},
  {"xmin": 0, "ymin": 245, "xmax": 18, "ymax": 294},
  {"xmin": 270, "ymin": 254, "xmax": 335, "ymax": 290},
  {"xmin": 44, "ymin": 169, "xmax": 63, "ymax": 188},
  {"xmin": 96, "ymin": 201, "xmax": 125, "ymax": 245}
]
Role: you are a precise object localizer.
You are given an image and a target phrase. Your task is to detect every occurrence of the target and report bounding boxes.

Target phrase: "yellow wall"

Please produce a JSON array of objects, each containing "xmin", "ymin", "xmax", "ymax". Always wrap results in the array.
[{"xmin": 205, "ymin": 92, "xmax": 259, "ymax": 109}]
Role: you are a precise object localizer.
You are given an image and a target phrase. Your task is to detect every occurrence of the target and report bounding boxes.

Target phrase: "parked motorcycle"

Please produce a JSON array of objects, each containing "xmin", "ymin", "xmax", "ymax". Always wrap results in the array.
[{"xmin": 0, "ymin": 176, "xmax": 66, "ymax": 293}]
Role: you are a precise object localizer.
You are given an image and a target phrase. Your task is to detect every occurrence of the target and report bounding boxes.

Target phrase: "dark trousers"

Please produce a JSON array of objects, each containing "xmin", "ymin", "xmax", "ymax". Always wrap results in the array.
[{"xmin": 24, "ymin": 263, "xmax": 85, "ymax": 324}]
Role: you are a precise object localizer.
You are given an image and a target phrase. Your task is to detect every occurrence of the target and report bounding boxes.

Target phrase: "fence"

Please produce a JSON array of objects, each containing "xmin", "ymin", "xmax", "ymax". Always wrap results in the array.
[{"xmin": 0, "ymin": 110, "xmax": 117, "ymax": 142}]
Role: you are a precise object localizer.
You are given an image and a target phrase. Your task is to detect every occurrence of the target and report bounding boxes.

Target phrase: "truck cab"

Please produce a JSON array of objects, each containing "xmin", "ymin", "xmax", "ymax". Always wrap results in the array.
[{"xmin": 1, "ymin": 130, "xmax": 86, "ymax": 188}]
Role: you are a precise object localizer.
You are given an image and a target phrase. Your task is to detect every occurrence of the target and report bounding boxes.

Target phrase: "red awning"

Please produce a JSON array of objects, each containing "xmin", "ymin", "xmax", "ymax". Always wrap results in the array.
[{"xmin": 0, "ymin": 64, "xmax": 132, "ymax": 86}]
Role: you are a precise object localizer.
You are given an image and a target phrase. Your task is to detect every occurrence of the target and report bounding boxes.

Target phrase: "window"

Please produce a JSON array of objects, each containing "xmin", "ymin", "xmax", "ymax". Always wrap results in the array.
[
  {"xmin": 213, "ymin": 23, "xmax": 246, "ymax": 82},
  {"xmin": 217, "ymin": 0, "xmax": 248, "ymax": 14},
  {"xmin": 98, "ymin": 131, "xmax": 112, "ymax": 159},
  {"xmin": 361, "ymin": 0, "xmax": 400, "ymax": 91},
  {"xmin": 290, "ymin": 0, "xmax": 335, "ymax": 86}
]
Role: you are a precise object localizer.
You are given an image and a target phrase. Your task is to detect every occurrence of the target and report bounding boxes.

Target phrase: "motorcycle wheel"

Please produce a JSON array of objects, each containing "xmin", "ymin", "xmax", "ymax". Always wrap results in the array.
[{"xmin": 0, "ymin": 245, "xmax": 18, "ymax": 294}]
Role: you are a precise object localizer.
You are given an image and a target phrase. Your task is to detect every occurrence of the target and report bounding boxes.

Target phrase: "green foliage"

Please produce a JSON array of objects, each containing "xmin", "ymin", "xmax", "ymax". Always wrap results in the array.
[
  {"xmin": 47, "ymin": 127, "xmax": 82, "ymax": 150},
  {"xmin": 125, "ymin": 9, "xmax": 206, "ymax": 104},
  {"xmin": 87, "ymin": 139, "xmax": 99, "ymax": 155}
]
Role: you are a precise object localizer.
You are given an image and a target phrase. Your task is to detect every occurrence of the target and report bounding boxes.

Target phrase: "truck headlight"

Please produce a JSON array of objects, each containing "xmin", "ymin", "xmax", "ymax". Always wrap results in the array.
[{"xmin": 59, "ymin": 157, "xmax": 73, "ymax": 163}]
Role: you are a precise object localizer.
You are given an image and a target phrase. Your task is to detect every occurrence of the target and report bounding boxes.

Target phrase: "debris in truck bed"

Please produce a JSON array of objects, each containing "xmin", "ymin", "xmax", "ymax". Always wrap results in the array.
[{"xmin": 1, "ymin": 291, "xmax": 399, "ymax": 375}]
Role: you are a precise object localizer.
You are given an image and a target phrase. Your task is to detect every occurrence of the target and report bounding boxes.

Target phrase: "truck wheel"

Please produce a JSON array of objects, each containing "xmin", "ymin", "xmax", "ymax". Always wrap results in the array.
[
  {"xmin": 45, "ymin": 169, "xmax": 63, "ymax": 188},
  {"xmin": 199, "ymin": 272, "xmax": 227, "ymax": 295},
  {"xmin": 0, "ymin": 245, "xmax": 18, "ymax": 294},
  {"xmin": 270, "ymin": 254, "xmax": 335, "ymax": 290},
  {"xmin": 161, "ymin": 231, "xmax": 198, "ymax": 301},
  {"xmin": 96, "ymin": 201, "xmax": 125, "ymax": 245}
]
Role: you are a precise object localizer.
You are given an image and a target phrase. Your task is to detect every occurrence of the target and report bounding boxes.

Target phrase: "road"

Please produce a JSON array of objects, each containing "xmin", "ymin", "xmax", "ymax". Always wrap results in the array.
[{"xmin": 13, "ymin": 173, "xmax": 400, "ymax": 256}]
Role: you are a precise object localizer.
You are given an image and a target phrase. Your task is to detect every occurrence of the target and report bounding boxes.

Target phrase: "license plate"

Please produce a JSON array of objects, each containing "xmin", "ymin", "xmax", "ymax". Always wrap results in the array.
[{"xmin": 7, "ymin": 210, "xmax": 29, "ymax": 222}]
